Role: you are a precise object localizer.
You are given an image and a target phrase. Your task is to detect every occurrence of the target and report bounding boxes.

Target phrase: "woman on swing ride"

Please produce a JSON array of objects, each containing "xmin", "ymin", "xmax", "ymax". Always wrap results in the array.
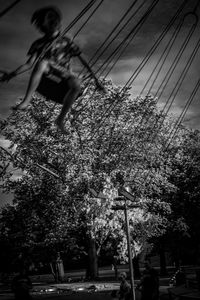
[{"xmin": 1, "ymin": 6, "xmax": 104, "ymax": 134}]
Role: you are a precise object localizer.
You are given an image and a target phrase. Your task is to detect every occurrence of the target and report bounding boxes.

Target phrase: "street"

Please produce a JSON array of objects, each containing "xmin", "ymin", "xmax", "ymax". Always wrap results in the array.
[{"xmin": 0, "ymin": 286, "xmax": 170, "ymax": 300}]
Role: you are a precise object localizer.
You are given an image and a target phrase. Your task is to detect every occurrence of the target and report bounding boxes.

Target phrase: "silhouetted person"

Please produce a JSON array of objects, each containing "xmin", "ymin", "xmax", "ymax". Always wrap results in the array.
[
  {"xmin": 12, "ymin": 268, "xmax": 32, "ymax": 300},
  {"xmin": 118, "ymin": 272, "xmax": 131, "ymax": 300},
  {"xmin": 176, "ymin": 267, "xmax": 186, "ymax": 286},
  {"xmin": 137, "ymin": 260, "xmax": 159, "ymax": 300}
]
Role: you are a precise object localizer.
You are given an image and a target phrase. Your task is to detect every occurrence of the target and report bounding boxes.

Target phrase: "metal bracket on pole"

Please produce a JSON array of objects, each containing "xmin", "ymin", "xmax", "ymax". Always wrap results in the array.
[
  {"xmin": 118, "ymin": 187, "xmax": 135, "ymax": 201},
  {"xmin": 88, "ymin": 188, "xmax": 107, "ymax": 199}
]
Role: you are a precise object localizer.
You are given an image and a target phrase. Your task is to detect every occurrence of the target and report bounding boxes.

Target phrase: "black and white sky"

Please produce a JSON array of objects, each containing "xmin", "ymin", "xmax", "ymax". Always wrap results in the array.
[{"xmin": 0, "ymin": 0, "xmax": 200, "ymax": 205}]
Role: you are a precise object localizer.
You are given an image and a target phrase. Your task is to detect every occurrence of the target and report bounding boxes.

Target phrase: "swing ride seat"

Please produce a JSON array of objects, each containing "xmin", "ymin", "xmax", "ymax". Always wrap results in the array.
[
  {"xmin": 37, "ymin": 74, "xmax": 70, "ymax": 104},
  {"xmin": 36, "ymin": 73, "xmax": 83, "ymax": 104}
]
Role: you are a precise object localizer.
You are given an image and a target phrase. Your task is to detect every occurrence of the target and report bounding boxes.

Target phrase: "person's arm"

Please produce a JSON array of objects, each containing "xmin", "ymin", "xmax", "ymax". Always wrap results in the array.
[
  {"xmin": 69, "ymin": 41, "xmax": 106, "ymax": 92},
  {"xmin": 1, "ymin": 54, "xmax": 37, "ymax": 82},
  {"xmin": 78, "ymin": 55, "xmax": 105, "ymax": 91},
  {"xmin": 123, "ymin": 282, "xmax": 131, "ymax": 297}
]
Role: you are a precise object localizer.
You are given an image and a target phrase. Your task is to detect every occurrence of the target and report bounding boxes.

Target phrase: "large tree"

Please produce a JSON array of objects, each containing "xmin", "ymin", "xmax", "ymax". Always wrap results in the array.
[
  {"xmin": 160, "ymin": 127, "xmax": 200, "ymax": 267},
  {"xmin": 0, "ymin": 79, "xmax": 175, "ymax": 277}
]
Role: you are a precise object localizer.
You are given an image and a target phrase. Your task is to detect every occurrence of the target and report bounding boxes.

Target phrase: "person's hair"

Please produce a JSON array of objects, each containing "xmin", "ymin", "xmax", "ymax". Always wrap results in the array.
[
  {"xmin": 31, "ymin": 6, "xmax": 62, "ymax": 30},
  {"xmin": 119, "ymin": 272, "xmax": 127, "ymax": 279}
]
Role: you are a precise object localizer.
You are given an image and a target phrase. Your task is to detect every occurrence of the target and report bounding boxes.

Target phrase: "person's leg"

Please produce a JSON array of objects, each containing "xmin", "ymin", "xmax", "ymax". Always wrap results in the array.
[
  {"xmin": 55, "ymin": 76, "xmax": 81, "ymax": 133},
  {"xmin": 14, "ymin": 60, "xmax": 49, "ymax": 110}
]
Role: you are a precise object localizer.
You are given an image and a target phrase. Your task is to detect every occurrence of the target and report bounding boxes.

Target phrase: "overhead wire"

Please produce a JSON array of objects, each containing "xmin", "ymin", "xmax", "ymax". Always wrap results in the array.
[
  {"xmin": 119, "ymin": 25, "xmax": 200, "ymax": 168},
  {"xmin": 88, "ymin": 0, "xmax": 160, "ymax": 137},
  {"xmin": 73, "ymin": 0, "xmax": 105, "ymax": 39},
  {"xmin": 127, "ymin": 21, "xmax": 200, "ymax": 192},
  {"xmin": 0, "ymin": 0, "xmax": 21, "ymax": 18},
  {"xmin": 38, "ymin": 0, "xmax": 100, "ymax": 61},
  {"xmin": 34, "ymin": 0, "xmax": 106, "ymax": 132},
  {"xmin": 84, "ymin": 0, "xmax": 160, "ymax": 138},
  {"xmin": 159, "ymin": 35, "xmax": 200, "ymax": 119},
  {"xmin": 72, "ymin": 0, "xmax": 145, "ymax": 114},
  {"xmin": 99, "ymin": 0, "xmax": 159, "ymax": 78},
  {"xmin": 87, "ymin": 0, "xmax": 140, "ymax": 67},
  {"xmin": 70, "ymin": 0, "xmax": 148, "ymax": 123},
  {"xmin": 83, "ymin": 1, "xmax": 159, "ymax": 143},
  {"xmin": 125, "ymin": 18, "xmax": 189, "ymax": 152},
  {"xmin": 89, "ymin": 0, "xmax": 143, "ymax": 70},
  {"xmin": 0, "ymin": 0, "xmax": 100, "ymax": 78},
  {"xmin": 95, "ymin": 0, "xmax": 159, "ymax": 77},
  {"xmin": 95, "ymin": 0, "xmax": 189, "ymax": 139},
  {"xmin": 56, "ymin": 0, "xmax": 200, "ymax": 192},
  {"xmin": 123, "ymin": 0, "xmax": 189, "ymax": 90},
  {"xmin": 140, "ymin": 77, "xmax": 200, "ymax": 193},
  {"xmin": 133, "ymin": 11, "xmax": 198, "ymax": 148},
  {"xmin": 154, "ymin": 14, "xmax": 198, "ymax": 100},
  {"xmin": 29, "ymin": 0, "xmax": 105, "ymax": 134},
  {"xmin": 1, "ymin": 0, "xmax": 197, "ymax": 185},
  {"xmin": 1, "ymin": 0, "xmax": 105, "ymax": 179},
  {"xmin": 89, "ymin": 0, "xmax": 188, "ymax": 140},
  {"xmin": 107, "ymin": 2, "xmax": 200, "ymax": 188},
  {"xmin": 139, "ymin": 14, "xmax": 190, "ymax": 97},
  {"xmin": 165, "ymin": 78, "xmax": 200, "ymax": 150},
  {"xmin": 114, "ymin": 8, "xmax": 198, "ymax": 160}
]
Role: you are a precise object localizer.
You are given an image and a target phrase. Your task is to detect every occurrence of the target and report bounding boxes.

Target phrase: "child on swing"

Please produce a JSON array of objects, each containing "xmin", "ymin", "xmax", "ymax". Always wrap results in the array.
[{"xmin": 2, "ymin": 6, "xmax": 103, "ymax": 133}]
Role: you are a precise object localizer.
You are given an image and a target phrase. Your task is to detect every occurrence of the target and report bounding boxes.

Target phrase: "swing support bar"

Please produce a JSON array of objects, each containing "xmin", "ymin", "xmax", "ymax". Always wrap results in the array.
[{"xmin": 0, "ymin": 145, "xmax": 60, "ymax": 179}]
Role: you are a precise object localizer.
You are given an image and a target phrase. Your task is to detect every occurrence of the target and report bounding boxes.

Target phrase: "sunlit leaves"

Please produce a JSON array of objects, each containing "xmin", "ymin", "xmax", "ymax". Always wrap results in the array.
[{"xmin": 0, "ymin": 79, "xmax": 180, "ymax": 265}]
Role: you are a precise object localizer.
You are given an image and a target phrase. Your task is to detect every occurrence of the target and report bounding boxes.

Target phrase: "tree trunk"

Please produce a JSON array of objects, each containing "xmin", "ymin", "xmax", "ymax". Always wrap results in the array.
[
  {"xmin": 160, "ymin": 246, "xmax": 167, "ymax": 275},
  {"xmin": 132, "ymin": 256, "xmax": 141, "ymax": 278},
  {"xmin": 86, "ymin": 237, "xmax": 98, "ymax": 279}
]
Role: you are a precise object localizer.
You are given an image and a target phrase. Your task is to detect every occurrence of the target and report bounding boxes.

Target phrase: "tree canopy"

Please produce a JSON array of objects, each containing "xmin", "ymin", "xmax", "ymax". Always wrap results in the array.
[{"xmin": 0, "ymin": 79, "xmax": 191, "ymax": 276}]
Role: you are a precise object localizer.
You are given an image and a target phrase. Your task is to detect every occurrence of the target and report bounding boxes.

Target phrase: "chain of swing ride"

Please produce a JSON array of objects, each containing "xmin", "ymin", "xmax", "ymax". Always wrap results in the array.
[
  {"xmin": 0, "ymin": 0, "xmax": 147, "ymax": 179},
  {"xmin": 63, "ymin": 0, "xmax": 200, "ymax": 195},
  {"xmin": 2, "ymin": 0, "xmax": 200, "ymax": 187},
  {"xmin": 77, "ymin": 0, "xmax": 200, "ymax": 203},
  {"xmin": 89, "ymin": 0, "xmax": 190, "ymax": 140},
  {"xmin": 33, "ymin": 0, "xmax": 147, "ymax": 177},
  {"xmin": 0, "ymin": 0, "xmax": 105, "ymax": 178},
  {"xmin": 0, "ymin": 0, "xmax": 188, "ymax": 175},
  {"xmin": 23, "ymin": 0, "xmax": 159, "ymax": 179},
  {"xmin": 112, "ymin": 0, "xmax": 200, "ymax": 196},
  {"xmin": 94, "ymin": 0, "xmax": 198, "ymax": 151},
  {"xmin": 60, "ymin": 0, "xmax": 200, "ymax": 194},
  {"xmin": 115, "ymin": 1, "xmax": 199, "ymax": 158},
  {"xmin": 32, "ymin": 0, "xmax": 144, "ymax": 136},
  {"xmin": 65, "ymin": 0, "xmax": 161, "ymax": 166},
  {"xmin": 51, "ymin": 0, "xmax": 162, "ymax": 179},
  {"xmin": 72, "ymin": 0, "xmax": 160, "ymax": 126}
]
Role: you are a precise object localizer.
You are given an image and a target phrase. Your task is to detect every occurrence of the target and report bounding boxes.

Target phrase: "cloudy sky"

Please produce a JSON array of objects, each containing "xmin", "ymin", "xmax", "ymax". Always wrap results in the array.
[{"xmin": 0, "ymin": 0, "xmax": 200, "ymax": 205}]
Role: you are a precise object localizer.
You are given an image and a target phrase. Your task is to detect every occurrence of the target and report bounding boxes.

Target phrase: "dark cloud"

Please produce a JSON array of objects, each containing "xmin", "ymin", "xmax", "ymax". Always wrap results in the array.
[
  {"xmin": 1, "ymin": 0, "xmax": 200, "ymax": 207},
  {"xmin": 0, "ymin": 0, "xmax": 200, "ymax": 122}
]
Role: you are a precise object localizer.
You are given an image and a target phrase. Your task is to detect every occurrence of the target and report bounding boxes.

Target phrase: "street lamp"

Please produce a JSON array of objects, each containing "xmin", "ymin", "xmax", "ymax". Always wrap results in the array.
[{"xmin": 112, "ymin": 189, "xmax": 140, "ymax": 300}]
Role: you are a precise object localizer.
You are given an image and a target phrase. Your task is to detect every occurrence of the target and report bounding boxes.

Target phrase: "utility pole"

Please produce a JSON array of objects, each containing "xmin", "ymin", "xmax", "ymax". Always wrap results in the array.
[{"xmin": 112, "ymin": 189, "xmax": 140, "ymax": 300}]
